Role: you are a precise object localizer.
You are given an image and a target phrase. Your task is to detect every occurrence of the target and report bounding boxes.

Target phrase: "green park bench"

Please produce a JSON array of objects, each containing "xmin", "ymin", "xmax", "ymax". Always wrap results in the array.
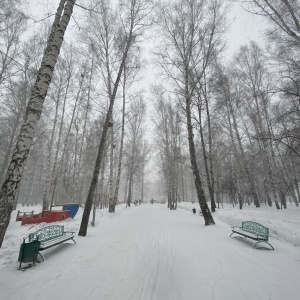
[
  {"xmin": 230, "ymin": 221, "xmax": 274, "ymax": 250},
  {"xmin": 18, "ymin": 225, "xmax": 76, "ymax": 270}
]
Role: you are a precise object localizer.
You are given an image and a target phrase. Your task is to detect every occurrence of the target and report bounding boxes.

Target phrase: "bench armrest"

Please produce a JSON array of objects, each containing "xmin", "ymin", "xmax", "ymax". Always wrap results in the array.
[
  {"xmin": 64, "ymin": 231, "xmax": 75, "ymax": 234},
  {"xmin": 24, "ymin": 235, "xmax": 36, "ymax": 243}
]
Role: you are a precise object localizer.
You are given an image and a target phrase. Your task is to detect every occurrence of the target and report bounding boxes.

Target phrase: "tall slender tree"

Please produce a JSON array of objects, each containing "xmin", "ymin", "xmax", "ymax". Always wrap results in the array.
[
  {"xmin": 78, "ymin": 0, "xmax": 153, "ymax": 236},
  {"xmin": 156, "ymin": 0, "xmax": 227, "ymax": 224},
  {"xmin": 0, "ymin": 0, "xmax": 76, "ymax": 248}
]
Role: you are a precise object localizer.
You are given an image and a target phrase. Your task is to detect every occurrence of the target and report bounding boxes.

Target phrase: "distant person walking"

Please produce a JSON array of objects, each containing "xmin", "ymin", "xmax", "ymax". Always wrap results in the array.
[{"xmin": 192, "ymin": 208, "xmax": 196, "ymax": 215}]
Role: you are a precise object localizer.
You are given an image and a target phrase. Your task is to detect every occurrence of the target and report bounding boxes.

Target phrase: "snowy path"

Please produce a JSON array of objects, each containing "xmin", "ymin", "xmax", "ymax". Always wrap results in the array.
[{"xmin": 1, "ymin": 204, "xmax": 300, "ymax": 300}]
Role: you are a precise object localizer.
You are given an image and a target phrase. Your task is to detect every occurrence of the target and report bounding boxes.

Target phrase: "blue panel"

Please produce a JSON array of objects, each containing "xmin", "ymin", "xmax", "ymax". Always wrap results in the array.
[{"xmin": 63, "ymin": 204, "xmax": 79, "ymax": 219}]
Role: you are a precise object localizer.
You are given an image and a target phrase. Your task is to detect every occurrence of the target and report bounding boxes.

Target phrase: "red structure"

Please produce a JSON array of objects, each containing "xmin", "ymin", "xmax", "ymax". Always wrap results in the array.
[
  {"xmin": 16, "ymin": 210, "xmax": 70, "ymax": 225},
  {"xmin": 16, "ymin": 211, "xmax": 34, "ymax": 221}
]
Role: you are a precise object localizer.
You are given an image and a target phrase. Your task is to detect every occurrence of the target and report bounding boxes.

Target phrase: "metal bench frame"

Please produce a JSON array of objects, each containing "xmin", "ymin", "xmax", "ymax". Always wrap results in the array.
[
  {"xmin": 230, "ymin": 221, "xmax": 274, "ymax": 250},
  {"xmin": 28, "ymin": 225, "xmax": 76, "ymax": 261}
]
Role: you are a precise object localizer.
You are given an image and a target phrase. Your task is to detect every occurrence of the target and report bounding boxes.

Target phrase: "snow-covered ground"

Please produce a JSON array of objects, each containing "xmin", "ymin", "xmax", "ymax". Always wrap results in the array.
[
  {"xmin": 178, "ymin": 202, "xmax": 300, "ymax": 247},
  {"xmin": 1, "ymin": 203, "xmax": 299, "ymax": 300}
]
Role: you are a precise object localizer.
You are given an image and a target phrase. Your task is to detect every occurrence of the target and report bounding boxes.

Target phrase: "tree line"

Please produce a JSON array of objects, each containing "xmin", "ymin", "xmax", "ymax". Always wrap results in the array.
[
  {"xmin": 0, "ymin": 0, "xmax": 152, "ymax": 247},
  {"xmin": 152, "ymin": 0, "xmax": 300, "ymax": 225},
  {"xmin": 0, "ymin": 0, "xmax": 299, "ymax": 247}
]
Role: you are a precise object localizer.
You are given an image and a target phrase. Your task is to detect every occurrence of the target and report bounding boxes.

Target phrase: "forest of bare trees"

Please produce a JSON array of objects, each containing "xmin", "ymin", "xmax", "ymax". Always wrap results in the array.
[
  {"xmin": 0, "ymin": 0, "xmax": 299, "ymax": 247},
  {"xmin": 152, "ymin": 0, "xmax": 300, "ymax": 216}
]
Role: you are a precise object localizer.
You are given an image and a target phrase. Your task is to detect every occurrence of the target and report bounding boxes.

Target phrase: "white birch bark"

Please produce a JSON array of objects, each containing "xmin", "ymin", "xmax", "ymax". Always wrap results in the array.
[{"xmin": 0, "ymin": 0, "xmax": 76, "ymax": 248}]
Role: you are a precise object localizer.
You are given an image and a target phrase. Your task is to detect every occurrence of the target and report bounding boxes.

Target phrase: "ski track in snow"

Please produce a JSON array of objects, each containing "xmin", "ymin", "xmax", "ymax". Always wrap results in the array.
[{"xmin": 1, "ymin": 203, "xmax": 300, "ymax": 300}]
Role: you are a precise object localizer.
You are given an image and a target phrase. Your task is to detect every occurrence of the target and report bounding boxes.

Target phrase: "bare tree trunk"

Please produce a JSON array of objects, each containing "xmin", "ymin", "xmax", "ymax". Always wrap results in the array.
[
  {"xmin": 35, "ymin": 145, "xmax": 46, "ymax": 206},
  {"xmin": 186, "ymin": 90, "xmax": 214, "ymax": 225},
  {"xmin": 42, "ymin": 80, "xmax": 63, "ymax": 210},
  {"xmin": 46, "ymin": 74, "xmax": 70, "ymax": 208},
  {"xmin": 229, "ymin": 96, "xmax": 260, "ymax": 207},
  {"xmin": 127, "ymin": 172, "xmax": 133, "ymax": 207},
  {"xmin": 124, "ymin": 172, "xmax": 129, "ymax": 204},
  {"xmin": 294, "ymin": 177, "xmax": 300, "ymax": 203},
  {"xmin": 98, "ymin": 144, "xmax": 108, "ymax": 210},
  {"xmin": 112, "ymin": 70, "xmax": 127, "ymax": 212},
  {"xmin": 47, "ymin": 48, "xmax": 83, "ymax": 207},
  {"xmin": 141, "ymin": 165, "xmax": 144, "ymax": 204},
  {"xmin": 203, "ymin": 82, "xmax": 216, "ymax": 212},
  {"xmin": 73, "ymin": 62, "xmax": 93, "ymax": 203},
  {"xmin": 0, "ymin": 0, "xmax": 75, "ymax": 248},
  {"xmin": 78, "ymin": 34, "xmax": 133, "ymax": 236},
  {"xmin": 196, "ymin": 73, "xmax": 216, "ymax": 212},
  {"xmin": 78, "ymin": 110, "xmax": 114, "ymax": 236},
  {"xmin": 27, "ymin": 164, "xmax": 37, "ymax": 206},
  {"xmin": 197, "ymin": 100, "xmax": 216, "ymax": 212},
  {"xmin": 108, "ymin": 123, "xmax": 115, "ymax": 212},
  {"xmin": 180, "ymin": 157, "xmax": 185, "ymax": 203},
  {"xmin": 0, "ymin": 120, "xmax": 20, "ymax": 186}
]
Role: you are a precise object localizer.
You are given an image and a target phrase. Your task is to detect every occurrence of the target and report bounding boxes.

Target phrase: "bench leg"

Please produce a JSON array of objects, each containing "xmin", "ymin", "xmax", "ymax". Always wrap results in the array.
[
  {"xmin": 230, "ymin": 232, "xmax": 237, "ymax": 238},
  {"xmin": 71, "ymin": 237, "xmax": 76, "ymax": 244},
  {"xmin": 38, "ymin": 252, "xmax": 44, "ymax": 262},
  {"xmin": 253, "ymin": 241, "xmax": 274, "ymax": 250}
]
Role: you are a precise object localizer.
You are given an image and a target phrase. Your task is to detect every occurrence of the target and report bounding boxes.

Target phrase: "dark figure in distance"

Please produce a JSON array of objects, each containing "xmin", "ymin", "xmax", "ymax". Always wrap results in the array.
[{"xmin": 192, "ymin": 208, "xmax": 196, "ymax": 215}]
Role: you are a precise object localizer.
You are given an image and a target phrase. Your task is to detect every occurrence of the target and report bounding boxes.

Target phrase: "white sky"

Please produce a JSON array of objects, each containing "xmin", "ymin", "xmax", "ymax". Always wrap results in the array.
[
  {"xmin": 23, "ymin": 0, "xmax": 269, "ymax": 56},
  {"xmin": 224, "ymin": 1, "xmax": 268, "ymax": 59}
]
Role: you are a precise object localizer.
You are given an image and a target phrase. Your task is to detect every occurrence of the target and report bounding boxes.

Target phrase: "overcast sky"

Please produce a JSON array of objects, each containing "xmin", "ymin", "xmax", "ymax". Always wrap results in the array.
[
  {"xmin": 225, "ymin": 1, "xmax": 268, "ymax": 59},
  {"xmin": 25, "ymin": 0, "xmax": 269, "ymax": 55},
  {"xmin": 22, "ymin": 0, "xmax": 270, "ymax": 117}
]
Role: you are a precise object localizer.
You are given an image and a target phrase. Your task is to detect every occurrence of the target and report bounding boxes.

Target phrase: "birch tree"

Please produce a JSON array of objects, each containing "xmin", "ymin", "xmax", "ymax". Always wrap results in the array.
[
  {"xmin": 239, "ymin": 1, "xmax": 300, "ymax": 160},
  {"xmin": 138, "ymin": 140, "xmax": 151, "ymax": 204},
  {"xmin": 72, "ymin": 59, "xmax": 94, "ymax": 204},
  {"xmin": 124, "ymin": 96, "xmax": 146, "ymax": 207},
  {"xmin": 0, "ymin": 0, "xmax": 27, "ymax": 87},
  {"xmin": 233, "ymin": 42, "xmax": 282, "ymax": 208},
  {"xmin": 111, "ymin": 52, "xmax": 141, "ymax": 212},
  {"xmin": 214, "ymin": 64, "xmax": 262, "ymax": 208},
  {"xmin": 47, "ymin": 50, "xmax": 85, "ymax": 208},
  {"xmin": 0, "ymin": 0, "xmax": 76, "ymax": 249},
  {"xmin": 156, "ymin": 0, "xmax": 227, "ymax": 224},
  {"xmin": 152, "ymin": 86, "xmax": 184, "ymax": 210},
  {"xmin": 78, "ymin": 0, "xmax": 153, "ymax": 236},
  {"xmin": 194, "ymin": 69, "xmax": 218, "ymax": 212},
  {"xmin": 110, "ymin": 69, "xmax": 127, "ymax": 212}
]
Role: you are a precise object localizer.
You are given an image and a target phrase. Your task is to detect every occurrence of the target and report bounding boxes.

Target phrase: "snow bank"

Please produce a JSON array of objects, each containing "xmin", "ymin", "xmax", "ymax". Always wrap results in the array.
[{"xmin": 178, "ymin": 201, "xmax": 300, "ymax": 247}]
